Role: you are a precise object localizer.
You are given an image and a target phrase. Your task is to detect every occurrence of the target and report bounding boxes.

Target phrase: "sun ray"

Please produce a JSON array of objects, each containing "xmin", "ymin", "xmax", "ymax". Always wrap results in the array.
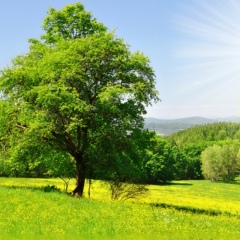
[{"xmin": 171, "ymin": 0, "xmax": 240, "ymax": 118}]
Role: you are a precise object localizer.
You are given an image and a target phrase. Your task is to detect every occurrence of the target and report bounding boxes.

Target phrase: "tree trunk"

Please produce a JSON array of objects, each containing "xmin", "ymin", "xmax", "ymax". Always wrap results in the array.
[{"xmin": 72, "ymin": 158, "xmax": 86, "ymax": 197}]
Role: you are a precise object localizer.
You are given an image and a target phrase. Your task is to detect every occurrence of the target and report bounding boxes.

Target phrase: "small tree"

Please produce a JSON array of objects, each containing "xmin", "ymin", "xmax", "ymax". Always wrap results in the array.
[
  {"xmin": 44, "ymin": 151, "xmax": 75, "ymax": 192},
  {"xmin": 201, "ymin": 144, "xmax": 240, "ymax": 182},
  {"xmin": 201, "ymin": 145, "xmax": 222, "ymax": 181},
  {"xmin": 109, "ymin": 178, "xmax": 148, "ymax": 201},
  {"xmin": 220, "ymin": 145, "xmax": 240, "ymax": 182}
]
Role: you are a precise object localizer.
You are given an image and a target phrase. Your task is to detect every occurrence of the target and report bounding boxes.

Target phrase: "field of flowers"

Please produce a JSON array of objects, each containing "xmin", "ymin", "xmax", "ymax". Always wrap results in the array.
[
  {"xmin": 147, "ymin": 180, "xmax": 240, "ymax": 216},
  {"xmin": 0, "ymin": 178, "xmax": 240, "ymax": 239}
]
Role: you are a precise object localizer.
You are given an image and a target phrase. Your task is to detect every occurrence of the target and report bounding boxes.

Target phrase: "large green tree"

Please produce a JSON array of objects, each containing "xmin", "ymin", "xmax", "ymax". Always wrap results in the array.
[{"xmin": 0, "ymin": 3, "xmax": 159, "ymax": 196}]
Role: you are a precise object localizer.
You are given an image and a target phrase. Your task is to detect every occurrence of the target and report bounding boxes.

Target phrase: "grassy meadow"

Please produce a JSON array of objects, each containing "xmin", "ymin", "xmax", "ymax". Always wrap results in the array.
[{"xmin": 0, "ymin": 178, "xmax": 240, "ymax": 239}]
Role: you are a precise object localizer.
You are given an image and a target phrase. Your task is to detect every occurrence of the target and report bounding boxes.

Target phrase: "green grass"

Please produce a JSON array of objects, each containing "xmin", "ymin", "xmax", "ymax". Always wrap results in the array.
[
  {"xmin": 147, "ymin": 180, "xmax": 240, "ymax": 215},
  {"xmin": 0, "ymin": 178, "xmax": 240, "ymax": 239}
]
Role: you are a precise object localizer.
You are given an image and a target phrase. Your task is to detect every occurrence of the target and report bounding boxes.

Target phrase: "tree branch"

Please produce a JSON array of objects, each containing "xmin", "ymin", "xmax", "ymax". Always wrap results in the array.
[{"xmin": 16, "ymin": 122, "xmax": 28, "ymax": 130}]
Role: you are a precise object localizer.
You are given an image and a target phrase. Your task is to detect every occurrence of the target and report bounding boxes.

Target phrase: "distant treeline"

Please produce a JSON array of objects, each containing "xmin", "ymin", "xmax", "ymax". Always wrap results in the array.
[
  {"xmin": 168, "ymin": 122, "xmax": 240, "ymax": 145},
  {"xmin": 144, "ymin": 117, "xmax": 240, "ymax": 136}
]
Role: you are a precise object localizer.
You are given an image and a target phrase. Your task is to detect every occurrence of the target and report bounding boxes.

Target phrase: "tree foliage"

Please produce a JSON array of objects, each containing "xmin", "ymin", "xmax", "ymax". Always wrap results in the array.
[
  {"xmin": 143, "ymin": 136, "xmax": 177, "ymax": 183},
  {"xmin": 165, "ymin": 122, "xmax": 240, "ymax": 182},
  {"xmin": 41, "ymin": 3, "xmax": 107, "ymax": 43},
  {"xmin": 0, "ymin": 3, "xmax": 159, "ymax": 196},
  {"xmin": 201, "ymin": 144, "xmax": 240, "ymax": 182},
  {"xmin": 168, "ymin": 122, "xmax": 240, "ymax": 147}
]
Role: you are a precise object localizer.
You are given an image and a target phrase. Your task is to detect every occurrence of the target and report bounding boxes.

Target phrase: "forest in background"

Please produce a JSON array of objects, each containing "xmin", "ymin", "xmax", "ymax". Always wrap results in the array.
[
  {"xmin": 1, "ymin": 121, "xmax": 240, "ymax": 185},
  {"xmin": 144, "ymin": 116, "xmax": 240, "ymax": 135}
]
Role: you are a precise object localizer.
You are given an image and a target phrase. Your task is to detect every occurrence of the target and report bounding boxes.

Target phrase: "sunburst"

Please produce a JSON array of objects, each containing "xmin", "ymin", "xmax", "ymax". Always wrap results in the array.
[{"xmin": 172, "ymin": 0, "xmax": 240, "ymax": 118}]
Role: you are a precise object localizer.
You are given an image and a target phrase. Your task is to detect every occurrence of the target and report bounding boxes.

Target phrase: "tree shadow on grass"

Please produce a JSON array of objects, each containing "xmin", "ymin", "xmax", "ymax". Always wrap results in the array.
[
  {"xmin": 150, "ymin": 202, "xmax": 233, "ymax": 217},
  {"xmin": 154, "ymin": 182, "xmax": 193, "ymax": 186},
  {"xmin": 1, "ymin": 184, "xmax": 62, "ymax": 193},
  {"xmin": 215, "ymin": 180, "xmax": 240, "ymax": 185}
]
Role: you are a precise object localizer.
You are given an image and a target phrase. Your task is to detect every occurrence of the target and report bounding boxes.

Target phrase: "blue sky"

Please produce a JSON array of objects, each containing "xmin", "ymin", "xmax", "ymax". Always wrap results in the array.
[{"xmin": 1, "ymin": 0, "xmax": 239, "ymax": 119}]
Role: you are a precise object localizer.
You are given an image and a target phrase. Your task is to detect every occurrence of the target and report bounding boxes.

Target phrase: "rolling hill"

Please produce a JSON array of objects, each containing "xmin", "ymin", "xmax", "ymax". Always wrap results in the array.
[{"xmin": 144, "ymin": 116, "xmax": 240, "ymax": 136}]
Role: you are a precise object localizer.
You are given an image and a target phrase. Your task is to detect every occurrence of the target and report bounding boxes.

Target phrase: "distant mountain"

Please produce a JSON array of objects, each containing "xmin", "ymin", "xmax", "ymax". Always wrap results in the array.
[
  {"xmin": 144, "ymin": 116, "xmax": 240, "ymax": 136},
  {"xmin": 217, "ymin": 116, "xmax": 240, "ymax": 123}
]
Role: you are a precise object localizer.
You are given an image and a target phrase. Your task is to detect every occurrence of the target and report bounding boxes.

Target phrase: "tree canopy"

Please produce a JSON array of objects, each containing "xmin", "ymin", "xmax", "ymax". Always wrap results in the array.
[
  {"xmin": 168, "ymin": 122, "xmax": 240, "ymax": 147},
  {"xmin": 0, "ymin": 3, "xmax": 159, "ymax": 197},
  {"xmin": 201, "ymin": 144, "xmax": 240, "ymax": 182}
]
